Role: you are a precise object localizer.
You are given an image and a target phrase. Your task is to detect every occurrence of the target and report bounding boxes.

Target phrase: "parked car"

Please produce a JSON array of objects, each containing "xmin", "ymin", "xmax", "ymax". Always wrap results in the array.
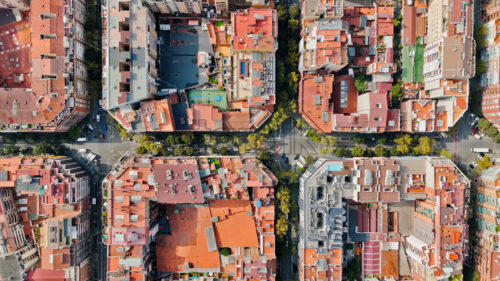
[{"xmin": 103, "ymin": 124, "xmax": 108, "ymax": 131}]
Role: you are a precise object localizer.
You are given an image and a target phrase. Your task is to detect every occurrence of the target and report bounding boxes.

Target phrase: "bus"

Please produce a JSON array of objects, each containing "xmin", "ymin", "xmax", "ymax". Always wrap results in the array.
[{"xmin": 471, "ymin": 148, "xmax": 490, "ymax": 153}]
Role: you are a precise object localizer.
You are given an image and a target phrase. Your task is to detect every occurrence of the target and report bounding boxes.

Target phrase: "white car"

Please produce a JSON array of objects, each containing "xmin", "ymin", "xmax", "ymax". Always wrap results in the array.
[{"xmin": 96, "ymin": 115, "xmax": 100, "ymax": 122}]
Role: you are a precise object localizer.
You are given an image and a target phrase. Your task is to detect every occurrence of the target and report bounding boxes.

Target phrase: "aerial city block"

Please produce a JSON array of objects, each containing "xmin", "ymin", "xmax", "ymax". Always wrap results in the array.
[{"xmin": 0, "ymin": 0, "xmax": 498, "ymax": 280}]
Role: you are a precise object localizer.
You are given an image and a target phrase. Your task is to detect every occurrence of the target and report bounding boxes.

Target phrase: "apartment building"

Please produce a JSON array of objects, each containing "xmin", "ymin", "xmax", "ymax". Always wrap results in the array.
[
  {"xmin": 398, "ymin": 0, "xmax": 475, "ymax": 132},
  {"xmin": 474, "ymin": 167, "xmax": 500, "ymax": 281},
  {"xmin": 298, "ymin": 1, "xmax": 400, "ymax": 133},
  {"xmin": 0, "ymin": 0, "xmax": 89, "ymax": 132},
  {"xmin": 299, "ymin": 157, "xmax": 469, "ymax": 281},
  {"xmin": 102, "ymin": 155, "xmax": 277, "ymax": 281},
  {"xmin": 480, "ymin": 1, "xmax": 500, "ymax": 129},
  {"xmin": 102, "ymin": 1, "xmax": 278, "ymax": 132},
  {"xmin": 0, "ymin": 156, "xmax": 90, "ymax": 281}
]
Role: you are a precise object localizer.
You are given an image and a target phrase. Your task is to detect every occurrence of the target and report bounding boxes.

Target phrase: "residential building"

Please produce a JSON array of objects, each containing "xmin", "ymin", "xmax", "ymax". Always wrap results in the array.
[
  {"xmin": 474, "ymin": 167, "xmax": 500, "ymax": 281},
  {"xmin": 102, "ymin": 1, "xmax": 278, "ymax": 132},
  {"xmin": 102, "ymin": 155, "xmax": 278, "ymax": 281},
  {"xmin": 298, "ymin": 1, "xmax": 399, "ymax": 133},
  {"xmin": 0, "ymin": 0, "xmax": 89, "ymax": 132},
  {"xmin": 480, "ymin": 11, "xmax": 500, "ymax": 128},
  {"xmin": 0, "ymin": 157, "xmax": 90, "ymax": 281},
  {"xmin": 399, "ymin": 0, "xmax": 475, "ymax": 132},
  {"xmin": 299, "ymin": 157, "xmax": 469, "ymax": 281}
]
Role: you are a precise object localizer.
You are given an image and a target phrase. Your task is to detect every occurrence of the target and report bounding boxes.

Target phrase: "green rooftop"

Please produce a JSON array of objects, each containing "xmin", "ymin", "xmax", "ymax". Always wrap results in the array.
[
  {"xmin": 188, "ymin": 89, "xmax": 228, "ymax": 111},
  {"xmin": 402, "ymin": 45, "xmax": 424, "ymax": 82}
]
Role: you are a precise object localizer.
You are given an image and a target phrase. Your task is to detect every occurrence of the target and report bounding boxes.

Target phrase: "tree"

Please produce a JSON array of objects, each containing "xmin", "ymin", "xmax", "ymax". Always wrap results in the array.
[
  {"xmin": 136, "ymin": 146, "xmax": 147, "ymax": 155},
  {"xmin": 173, "ymin": 146, "xmax": 184, "ymax": 156},
  {"xmin": 184, "ymin": 147, "xmax": 195, "ymax": 156},
  {"xmin": 203, "ymin": 134, "xmax": 217, "ymax": 146},
  {"xmin": 477, "ymin": 156, "xmax": 493, "ymax": 173},
  {"xmin": 305, "ymin": 155, "xmax": 314, "ymax": 165},
  {"xmin": 217, "ymin": 147, "xmax": 227, "ymax": 155},
  {"xmin": 376, "ymin": 136, "xmax": 387, "ymax": 145},
  {"xmin": 181, "ymin": 133, "xmax": 195, "ymax": 145},
  {"xmin": 351, "ymin": 145, "xmax": 365, "ymax": 157},
  {"xmin": 346, "ymin": 257, "xmax": 361, "ymax": 280},
  {"xmin": 220, "ymin": 135, "xmax": 230, "ymax": 143},
  {"xmin": 334, "ymin": 147, "xmax": 347, "ymax": 157},
  {"xmin": 485, "ymin": 125, "xmax": 499, "ymax": 137},
  {"xmin": 355, "ymin": 76, "xmax": 368, "ymax": 92},
  {"xmin": 33, "ymin": 143, "xmax": 54, "ymax": 155},
  {"xmin": 220, "ymin": 248, "xmax": 231, "ymax": 257},
  {"xmin": 413, "ymin": 136, "xmax": 434, "ymax": 155},
  {"xmin": 258, "ymin": 150, "xmax": 271, "ymax": 162},
  {"xmin": 493, "ymin": 132, "xmax": 500, "ymax": 143},
  {"xmin": 288, "ymin": 4, "xmax": 300, "ymax": 19},
  {"xmin": 389, "ymin": 147, "xmax": 400, "ymax": 156},
  {"xmin": 478, "ymin": 118, "xmax": 492, "ymax": 131},
  {"xmin": 288, "ymin": 19, "xmax": 300, "ymax": 32},
  {"xmin": 277, "ymin": 4, "xmax": 289, "ymax": 21},
  {"xmin": 440, "ymin": 149, "xmax": 454, "ymax": 160},
  {"xmin": 320, "ymin": 147, "xmax": 334, "ymax": 154},
  {"xmin": 353, "ymin": 135, "xmax": 365, "ymax": 144},
  {"xmin": 232, "ymin": 136, "xmax": 243, "ymax": 145},
  {"xmin": 476, "ymin": 59, "xmax": 487, "ymax": 74},
  {"xmin": 393, "ymin": 14, "xmax": 402, "ymax": 28},
  {"xmin": 276, "ymin": 214, "xmax": 288, "ymax": 238},
  {"xmin": 472, "ymin": 271, "xmax": 480, "ymax": 281},
  {"xmin": 296, "ymin": 118, "xmax": 308, "ymax": 130},
  {"xmin": 374, "ymin": 145, "xmax": 387, "ymax": 157},
  {"xmin": 306, "ymin": 129, "xmax": 321, "ymax": 143},
  {"xmin": 391, "ymin": 82, "xmax": 403, "ymax": 102},
  {"xmin": 394, "ymin": 134, "xmax": 412, "ymax": 154}
]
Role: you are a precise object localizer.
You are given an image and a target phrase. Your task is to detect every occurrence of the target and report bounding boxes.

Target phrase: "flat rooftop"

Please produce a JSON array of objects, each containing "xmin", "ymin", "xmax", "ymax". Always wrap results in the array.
[{"xmin": 159, "ymin": 24, "xmax": 212, "ymax": 91}]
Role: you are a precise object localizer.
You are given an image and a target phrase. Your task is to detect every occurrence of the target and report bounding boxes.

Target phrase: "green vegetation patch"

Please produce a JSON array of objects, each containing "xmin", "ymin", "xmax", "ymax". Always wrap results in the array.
[{"xmin": 402, "ymin": 45, "xmax": 424, "ymax": 82}]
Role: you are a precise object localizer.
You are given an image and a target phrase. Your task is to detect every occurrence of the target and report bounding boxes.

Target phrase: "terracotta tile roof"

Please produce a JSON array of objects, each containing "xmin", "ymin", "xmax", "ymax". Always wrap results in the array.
[
  {"xmin": 232, "ymin": 8, "xmax": 277, "ymax": 51},
  {"xmin": 299, "ymin": 74, "xmax": 334, "ymax": 133},
  {"xmin": 26, "ymin": 269, "xmax": 66, "ymax": 281},
  {"xmin": 403, "ymin": 6, "xmax": 417, "ymax": 45},
  {"xmin": 209, "ymin": 200, "xmax": 259, "ymax": 247},
  {"xmin": 187, "ymin": 104, "xmax": 223, "ymax": 131},
  {"xmin": 156, "ymin": 206, "xmax": 221, "ymax": 272}
]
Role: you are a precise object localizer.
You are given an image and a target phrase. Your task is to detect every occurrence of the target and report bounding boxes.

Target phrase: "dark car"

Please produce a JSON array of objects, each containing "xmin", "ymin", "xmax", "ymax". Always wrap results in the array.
[
  {"xmin": 281, "ymin": 153, "xmax": 286, "ymax": 159},
  {"xmin": 103, "ymin": 124, "xmax": 108, "ymax": 131},
  {"xmin": 100, "ymin": 134, "xmax": 105, "ymax": 140},
  {"xmin": 480, "ymin": 152, "xmax": 486, "ymax": 158}
]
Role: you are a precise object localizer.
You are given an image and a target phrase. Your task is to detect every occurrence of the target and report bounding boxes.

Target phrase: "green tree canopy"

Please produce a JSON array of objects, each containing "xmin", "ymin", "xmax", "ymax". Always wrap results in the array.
[
  {"xmin": 374, "ymin": 145, "xmax": 387, "ymax": 157},
  {"xmin": 351, "ymin": 145, "xmax": 365, "ymax": 157},
  {"xmin": 355, "ymin": 76, "xmax": 368, "ymax": 92}
]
